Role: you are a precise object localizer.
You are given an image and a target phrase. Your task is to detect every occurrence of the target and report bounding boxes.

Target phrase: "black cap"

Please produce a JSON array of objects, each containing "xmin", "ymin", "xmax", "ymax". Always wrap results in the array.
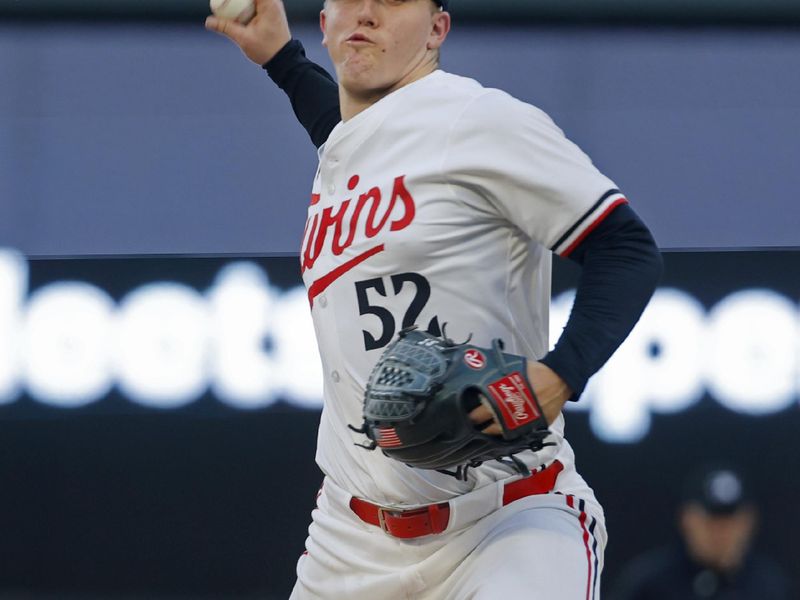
[
  {"xmin": 683, "ymin": 464, "xmax": 750, "ymax": 515},
  {"xmin": 434, "ymin": 0, "xmax": 448, "ymax": 9}
]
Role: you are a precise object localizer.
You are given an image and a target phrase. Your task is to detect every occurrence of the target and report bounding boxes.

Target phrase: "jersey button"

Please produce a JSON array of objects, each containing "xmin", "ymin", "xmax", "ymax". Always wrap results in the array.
[
  {"xmin": 331, "ymin": 370, "xmax": 340, "ymax": 383},
  {"xmin": 318, "ymin": 295, "xmax": 327, "ymax": 308},
  {"xmin": 327, "ymin": 183, "xmax": 336, "ymax": 195}
]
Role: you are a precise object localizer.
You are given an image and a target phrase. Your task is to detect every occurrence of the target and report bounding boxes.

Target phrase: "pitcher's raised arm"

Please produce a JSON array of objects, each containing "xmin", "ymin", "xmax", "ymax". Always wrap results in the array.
[{"xmin": 206, "ymin": 0, "xmax": 341, "ymax": 147}]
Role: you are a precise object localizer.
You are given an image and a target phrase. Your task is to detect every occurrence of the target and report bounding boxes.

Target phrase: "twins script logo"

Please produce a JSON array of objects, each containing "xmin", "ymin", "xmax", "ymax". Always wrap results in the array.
[
  {"xmin": 301, "ymin": 174, "xmax": 416, "ymax": 306},
  {"xmin": 487, "ymin": 372, "xmax": 541, "ymax": 430},
  {"xmin": 464, "ymin": 349, "xmax": 486, "ymax": 370}
]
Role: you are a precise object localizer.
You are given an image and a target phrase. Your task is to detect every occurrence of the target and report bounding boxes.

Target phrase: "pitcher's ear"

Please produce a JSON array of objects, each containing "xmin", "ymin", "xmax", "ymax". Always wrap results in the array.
[{"xmin": 427, "ymin": 11, "xmax": 451, "ymax": 50}]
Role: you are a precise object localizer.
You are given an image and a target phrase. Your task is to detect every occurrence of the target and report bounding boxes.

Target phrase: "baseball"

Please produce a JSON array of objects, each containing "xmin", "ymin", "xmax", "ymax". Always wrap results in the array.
[{"xmin": 210, "ymin": 0, "xmax": 256, "ymax": 24}]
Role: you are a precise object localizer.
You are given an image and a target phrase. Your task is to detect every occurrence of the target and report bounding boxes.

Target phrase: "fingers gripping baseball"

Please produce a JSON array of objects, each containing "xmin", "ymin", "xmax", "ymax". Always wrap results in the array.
[
  {"xmin": 205, "ymin": 16, "xmax": 247, "ymax": 45},
  {"xmin": 205, "ymin": 0, "xmax": 292, "ymax": 66}
]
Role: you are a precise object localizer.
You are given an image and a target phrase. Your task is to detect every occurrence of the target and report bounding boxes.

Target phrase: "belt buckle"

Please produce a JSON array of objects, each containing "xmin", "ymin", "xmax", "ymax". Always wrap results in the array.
[
  {"xmin": 377, "ymin": 506, "xmax": 414, "ymax": 536},
  {"xmin": 377, "ymin": 507, "xmax": 393, "ymax": 534}
]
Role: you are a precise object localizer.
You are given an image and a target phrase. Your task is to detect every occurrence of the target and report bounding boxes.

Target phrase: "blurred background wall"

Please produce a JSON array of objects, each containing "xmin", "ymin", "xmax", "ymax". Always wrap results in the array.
[{"xmin": 0, "ymin": 1, "xmax": 798, "ymax": 598}]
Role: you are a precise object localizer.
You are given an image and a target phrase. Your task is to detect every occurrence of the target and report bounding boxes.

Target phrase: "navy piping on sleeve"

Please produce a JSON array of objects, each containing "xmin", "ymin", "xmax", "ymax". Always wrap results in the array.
[
  {"xmin": 551, "ymin": 189, "xmax": 621, "ymax": 251},
  {"xmin": 551, "ymin": 189, "xmax": 629, "ymax": 257}
]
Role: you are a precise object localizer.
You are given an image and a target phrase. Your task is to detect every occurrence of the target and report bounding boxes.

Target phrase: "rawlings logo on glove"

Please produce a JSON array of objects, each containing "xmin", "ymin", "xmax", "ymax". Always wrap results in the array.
[
  {"xmin": 349, "ymin": 327, "xmax": 552, "ymax": 479},
  {"xmin": 488, "ymin": 373, "xmax": 542, "ymax": 429}
]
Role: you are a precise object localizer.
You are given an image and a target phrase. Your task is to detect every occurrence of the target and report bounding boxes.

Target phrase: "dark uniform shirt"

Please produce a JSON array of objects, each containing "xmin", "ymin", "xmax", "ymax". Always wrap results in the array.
[{"xmin": 611, "ymin": 544, "xmax": 792, "ymax": 600}]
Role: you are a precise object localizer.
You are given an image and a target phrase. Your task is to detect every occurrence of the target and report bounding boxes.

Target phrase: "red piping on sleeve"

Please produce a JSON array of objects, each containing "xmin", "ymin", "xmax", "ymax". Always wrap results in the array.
[{"xmin": 560, "ymin": 198, "xmax": 628, "ymax": 258}]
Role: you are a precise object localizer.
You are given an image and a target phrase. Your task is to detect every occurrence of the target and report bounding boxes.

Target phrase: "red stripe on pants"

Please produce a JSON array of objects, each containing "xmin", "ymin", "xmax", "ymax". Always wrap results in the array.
[{"xmin": 566, "ymin": 495, "xmax": 594, "ymax": 600}]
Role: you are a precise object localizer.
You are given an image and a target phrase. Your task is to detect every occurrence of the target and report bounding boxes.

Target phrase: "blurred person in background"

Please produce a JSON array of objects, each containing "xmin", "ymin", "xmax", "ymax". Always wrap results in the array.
[{"xmin": 610, "ymin": 464, "xmax": 791, "ymax": 600}]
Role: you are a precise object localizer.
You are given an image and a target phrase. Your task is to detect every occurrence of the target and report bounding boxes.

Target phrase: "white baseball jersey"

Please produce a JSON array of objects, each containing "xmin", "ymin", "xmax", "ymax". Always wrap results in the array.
[{"xmin": 300, "ymin": 70, "xmax": 625, "ymax": 508}]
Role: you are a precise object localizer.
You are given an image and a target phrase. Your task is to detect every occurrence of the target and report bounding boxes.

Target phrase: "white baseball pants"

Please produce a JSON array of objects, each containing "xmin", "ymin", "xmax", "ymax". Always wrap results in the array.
[{"xmin": 289, "ymin": 471, "xmax": 606, "ymax": 600}]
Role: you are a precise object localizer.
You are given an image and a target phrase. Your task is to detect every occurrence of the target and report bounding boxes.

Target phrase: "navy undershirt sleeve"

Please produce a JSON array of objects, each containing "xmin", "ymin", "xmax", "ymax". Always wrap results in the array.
[
  {"xmin": 539, "ymin": 203, "xmax": 663, "ymax": 400},
  {"xmin": 262, "ymin": 39, "xmax": 341, "ymax": 148},
  {"xmin": 262, "ymin": 42, "xmax": 663, "ymax": 402}
]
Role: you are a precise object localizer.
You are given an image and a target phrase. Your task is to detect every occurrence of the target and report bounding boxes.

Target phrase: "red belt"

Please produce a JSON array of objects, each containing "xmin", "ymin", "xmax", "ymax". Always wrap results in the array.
[{"xmin": 349, "ymin": 460, "xmax": 564, "ymax": 539}]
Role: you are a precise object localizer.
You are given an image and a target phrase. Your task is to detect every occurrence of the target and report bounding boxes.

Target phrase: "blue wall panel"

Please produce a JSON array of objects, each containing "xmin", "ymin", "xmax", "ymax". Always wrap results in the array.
[{"xmin": 1, "ymin": 24, "xmax": 798, "ymax": 255}]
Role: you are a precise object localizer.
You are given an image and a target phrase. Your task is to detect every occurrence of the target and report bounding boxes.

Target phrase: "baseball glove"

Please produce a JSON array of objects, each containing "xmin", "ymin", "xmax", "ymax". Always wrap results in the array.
[{"xmin": 350, "ymin": 327, "xmax": 552, "ymax": 480}]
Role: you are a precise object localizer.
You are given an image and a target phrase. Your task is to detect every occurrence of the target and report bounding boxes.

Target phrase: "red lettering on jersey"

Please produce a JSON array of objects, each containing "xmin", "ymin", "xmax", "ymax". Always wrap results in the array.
[
  {"xmin": 307, "ymin": 244, "xmax": 385, "ymax": 307},
  {"xmin": 301, "ymin": 213, "xmax": 323, "ymax": 272},
  {"xmin": 331, "ymin": 188, "xmax": 377, "ymax": 254},
  {"xmin": 388, "ymin": 175, "xmax": 415, "ymax": 231},
  {"xmin": 364, "ymin": 176, "xmax": 415, "ymax": 237},
  {"xmin": 301, "ymin": 174, "xmax": 417, "ymax": 275},
  {"xmin": 320, "ymin": 201, "xmax": 351, "ymax": 258},
  {"xmin": 358, "ymin": 187, "xmax": 384, "ymax": 239}
]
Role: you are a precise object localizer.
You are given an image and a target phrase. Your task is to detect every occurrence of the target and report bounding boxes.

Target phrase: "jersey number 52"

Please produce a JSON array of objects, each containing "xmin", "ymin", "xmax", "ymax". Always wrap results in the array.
[{"xmin": 355, "ymin": 273, "xmax": 442, "ymax": 351}]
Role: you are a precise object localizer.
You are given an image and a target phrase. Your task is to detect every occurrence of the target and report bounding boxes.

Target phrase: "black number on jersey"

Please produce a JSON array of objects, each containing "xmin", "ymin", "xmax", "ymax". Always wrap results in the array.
[{"xmin": 355, "ymin": 273, "xmax": 442, "ymax": 351}]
